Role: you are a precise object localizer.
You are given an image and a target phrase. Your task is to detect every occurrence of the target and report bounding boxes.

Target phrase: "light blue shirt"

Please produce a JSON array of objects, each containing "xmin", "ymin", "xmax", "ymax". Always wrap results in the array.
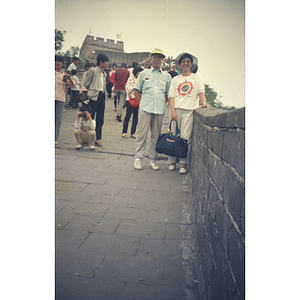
[{"xmin": 133, "ymin": 67, "xmax": 171, "ymax": 114}]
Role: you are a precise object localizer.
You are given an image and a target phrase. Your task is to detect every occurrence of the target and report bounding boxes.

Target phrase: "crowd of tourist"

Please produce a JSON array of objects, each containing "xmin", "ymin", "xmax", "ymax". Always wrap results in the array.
[{"xmin": 55, "ymin": 48, "xmax": 209, "ymax": 174}]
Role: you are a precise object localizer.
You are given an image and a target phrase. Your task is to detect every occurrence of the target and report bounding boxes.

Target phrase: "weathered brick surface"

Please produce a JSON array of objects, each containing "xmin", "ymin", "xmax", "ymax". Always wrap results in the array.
[{"xmin": 190, "ymin": 107, "xmax": 245, "ymax": 299}]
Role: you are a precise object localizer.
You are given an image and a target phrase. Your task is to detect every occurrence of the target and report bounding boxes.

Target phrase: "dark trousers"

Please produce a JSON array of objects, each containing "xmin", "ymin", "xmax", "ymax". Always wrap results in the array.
[
  {"xmin": 106, "ymin": 82, "xmax": 113, "ymax": 98},
  {"xmin": 114, "ymin": 95, "xmax": 117, "ymax": 108},
  {"xmin": 68, "ymin": 90, "xmax": 79, "ymax": 108},
  {"xmin": 122, "ymin": 102, "xmax": 139, "ymax": 134},
  {"xmin": 89, "ymin": 92, "xmax": 105, "ymax": 140},
  {"xmin": 55, "ymin": 100, "xmax": 65, "ymax": 142}
]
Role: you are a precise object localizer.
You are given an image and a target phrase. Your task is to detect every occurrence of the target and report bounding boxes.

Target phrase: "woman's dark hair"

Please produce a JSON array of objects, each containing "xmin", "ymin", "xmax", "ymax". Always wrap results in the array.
[
  {"xmin": 133, "ymin": 66, "xmax": 144, "ymax": 76},
  {"xmin": 179, "ymin": 53, "xmax": 193, "ymax": 65},
  {"xmin": 192, "ymin": 65, "xmax": 198, "ymax": 74},
  {"xmin": 97, "ymin": 54, "xmax": 109, "ymax": 66},
  {"xmin": 132, "ymin": 62, "xmax": 139, "ymax": 68}
]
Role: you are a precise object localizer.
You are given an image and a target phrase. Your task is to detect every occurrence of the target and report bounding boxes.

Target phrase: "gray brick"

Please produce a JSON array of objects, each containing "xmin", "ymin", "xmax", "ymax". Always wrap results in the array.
[
  {"xmin": 212, "ymin": 159, "xmax": 226, "ymax": 195},
  {"xmin": 226, "ymin": 109, "xmax": 238, "ymax": 128},
  {"xmin": 190, "ymin": 105, "xmax": 245, "ymax": 299},
  {"xmin": 222, "ymin": 131, "xmax": 245, "ymax": 176},
  {"xmin": 214, "ymin": 201, "xmax": 231, "ymax": 256},
  {"xmin": 222, "ymin": 168, "xmax": 245, "ymax": 232},
  {"xmin": 236, "ymin": 107, "xmax": 245, "ymax": 129},
  {"xmin": 207, "ymin": 183, "xmax": 220, "ymax": 221},
  {"xmin": 207, "ymin": 129, "xmax": 214, "ymax": 151},
  {"xmin": 229, "ymin": 228, "xmax": 245, "ymax": 298},
  {"xmin": 212, "ymin": 131, "xmax": 224, "ymax": 159},
  {"xmin": 214, "ymin": 111, "xmax": 228, "ymax": 128}
]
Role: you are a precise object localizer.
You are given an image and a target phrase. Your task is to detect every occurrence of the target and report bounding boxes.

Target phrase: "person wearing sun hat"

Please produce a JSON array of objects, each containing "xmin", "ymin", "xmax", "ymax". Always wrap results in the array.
[
  {"xmin": 132, "ymin": 48, "xmax": 172, "ymax": 170},
  {"xmin": 175, "ymin": 52, "xmax": 199, "ymax": 74},
  {"xmin": 167, "ymin": 52, "xmax": 209, "ymax": 174}
]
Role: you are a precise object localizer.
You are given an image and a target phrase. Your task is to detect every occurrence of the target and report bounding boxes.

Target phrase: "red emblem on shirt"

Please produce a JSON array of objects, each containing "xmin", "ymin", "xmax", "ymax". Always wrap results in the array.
[{"xmin": 178, "ymin": 81, "xmax": 193, "ymax": 96}]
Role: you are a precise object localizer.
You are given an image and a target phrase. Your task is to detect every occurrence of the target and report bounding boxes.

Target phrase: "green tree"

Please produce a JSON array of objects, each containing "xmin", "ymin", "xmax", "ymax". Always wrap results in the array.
[
  {"xmin": 205, "ymin": 84, "xmax": 218, "ymax": 107},
  {"xmin": 70, "ymin": 46, "xmax": 80, "ymax": 57},
  {"xmin": 55, "ymin": 30, "xmax": 80, "ymax": 57},
  {"xmin": 204, "ymin": 84, "xmax": 236, "ymax": 110},
  {"xmin": 60, "ymin": 46, "xmax": 80, "ymax": 57},
  {"xmin": 55, "ymin": 29, "xmax": 66, "ymax": 52}
]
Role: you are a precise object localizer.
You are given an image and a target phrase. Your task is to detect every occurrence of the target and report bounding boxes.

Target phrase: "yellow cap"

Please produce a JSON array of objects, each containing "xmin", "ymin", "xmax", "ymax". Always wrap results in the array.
[{"xmin": 151, "ymin": 48, "xmax": 165, "ymax": 58}]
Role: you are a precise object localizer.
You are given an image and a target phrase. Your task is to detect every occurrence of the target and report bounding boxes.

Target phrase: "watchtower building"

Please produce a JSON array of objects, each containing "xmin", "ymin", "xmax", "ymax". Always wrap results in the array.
[{"xmin": 79, "ymin": 35, "xmax": 124, "ymax": 60}]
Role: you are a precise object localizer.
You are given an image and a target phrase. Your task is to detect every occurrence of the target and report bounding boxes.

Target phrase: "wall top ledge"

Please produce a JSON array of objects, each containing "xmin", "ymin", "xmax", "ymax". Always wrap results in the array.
[{"xmin": 194, "ymin": 106, "xmax": 245, "ymax": 129}]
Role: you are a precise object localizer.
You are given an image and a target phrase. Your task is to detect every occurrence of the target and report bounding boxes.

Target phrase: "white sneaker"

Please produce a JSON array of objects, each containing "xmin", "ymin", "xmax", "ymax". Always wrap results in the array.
[
  {"xmin": 134, "ymin": 158, "xmax": 143, "ymax": 170},
  {"xmin": 179, "ymin": 167, "xmax": 187, "ymax": 174},
  {"xmin": 149, "ymin": 160, "xmax": 160, "ymax": 170},
  {"xmin": 89, "ymin": 144, "xmax": 95, "ymax": 150},
  {"xmin": 76, "ymin": 144, "xmax": 83, "ymax": 149},
  {"xmin": 168, "ymin": 164, "xmax": 176, "ymax": 171}
]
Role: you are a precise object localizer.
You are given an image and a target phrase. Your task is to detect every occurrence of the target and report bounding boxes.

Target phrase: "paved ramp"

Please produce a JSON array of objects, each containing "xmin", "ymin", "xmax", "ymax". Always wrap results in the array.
[{"xmin": 55, "ymin": 99, "xmax": 200, "ymax": 299}]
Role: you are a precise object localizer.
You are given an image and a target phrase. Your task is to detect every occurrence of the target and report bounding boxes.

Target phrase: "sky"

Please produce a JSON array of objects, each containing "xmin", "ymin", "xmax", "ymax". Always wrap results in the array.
[{"xmin": 55, "ymin": 0, "xmax": 245, "ymax": 108}]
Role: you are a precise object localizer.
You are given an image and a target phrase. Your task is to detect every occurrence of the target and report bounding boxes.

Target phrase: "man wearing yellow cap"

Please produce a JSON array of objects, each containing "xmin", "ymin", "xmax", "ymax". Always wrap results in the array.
[{"xmin": 133, "ymin": 49, "xmax": 172, "ymax": 170}]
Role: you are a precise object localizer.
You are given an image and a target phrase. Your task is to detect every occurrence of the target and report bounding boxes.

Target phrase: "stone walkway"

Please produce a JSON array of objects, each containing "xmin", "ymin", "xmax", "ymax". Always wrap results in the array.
[{"xmin": 55, "ymin": 98, "xmax": 200, "ymax": 299}]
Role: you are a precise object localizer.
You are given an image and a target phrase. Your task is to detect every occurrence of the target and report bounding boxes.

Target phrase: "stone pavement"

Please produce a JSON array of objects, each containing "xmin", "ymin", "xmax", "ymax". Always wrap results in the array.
[{"xmin": 55, "ymin": 98, "xmax": 200, "ymax": 300}]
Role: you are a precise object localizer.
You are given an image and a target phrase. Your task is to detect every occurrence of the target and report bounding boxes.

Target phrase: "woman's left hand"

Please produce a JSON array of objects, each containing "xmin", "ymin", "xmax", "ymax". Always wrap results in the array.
[
  {"xmin": 202, "ymin": 103, "xmax": 210, "ymax": 108},
  {"xmin": 171, "ymin": 111, "xmax": 177, "ymax": 121}
]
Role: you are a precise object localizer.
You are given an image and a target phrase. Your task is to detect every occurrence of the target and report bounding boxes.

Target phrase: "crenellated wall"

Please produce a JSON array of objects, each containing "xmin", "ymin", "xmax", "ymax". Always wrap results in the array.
[
  {"xmin": 78, "ymin": 35, "xmax": 151, "ymax": 66},
  {"xmin": 190, "ymin": 107, "xmax": 245, "ymax": 299},
  {"xmin": 79, "ymin": 35, "xmax": 124, "ymax": 59},
  {"xmin": 92, "ymin": 50, "xmax": 151, "ymax": 67}
]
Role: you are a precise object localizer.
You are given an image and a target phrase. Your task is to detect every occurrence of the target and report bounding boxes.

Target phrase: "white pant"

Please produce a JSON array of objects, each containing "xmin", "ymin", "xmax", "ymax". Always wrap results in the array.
[
  {"xmin": 168, "ymin": 108, "xmax": 194, "ymax": 164},
  {"xmin": 135, "ymin": 109, "xmax": 164, "ymax": 160}
]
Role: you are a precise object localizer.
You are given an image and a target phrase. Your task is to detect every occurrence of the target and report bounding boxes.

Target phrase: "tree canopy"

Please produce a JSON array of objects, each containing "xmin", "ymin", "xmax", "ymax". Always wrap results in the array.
[
  {"xmin": 55, "ymin": 29, "xmax": 80, "ymax": 57},
  {"xmin": 205, "ymin": 84, "xmax": 236, "ymax": 110},
  {"xmin": 55, "ymin": 29, "xmax": 66, "ymax": 52}
]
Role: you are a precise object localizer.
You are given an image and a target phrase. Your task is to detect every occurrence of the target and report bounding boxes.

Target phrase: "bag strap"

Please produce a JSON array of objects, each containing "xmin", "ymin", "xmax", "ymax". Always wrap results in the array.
[{"xmin": 168, "ymin": 120, "xmax": 180, "ymax": 136}]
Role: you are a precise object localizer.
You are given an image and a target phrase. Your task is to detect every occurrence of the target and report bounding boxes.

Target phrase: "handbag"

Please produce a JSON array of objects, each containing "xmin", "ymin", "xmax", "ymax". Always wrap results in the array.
[
  {"xmin": 155, "ymin": 120, "xmax": 188, "ymax": 158},
  {"xmin": 129, "ymin": 94, "xmax": 139, "ymax": 108}
]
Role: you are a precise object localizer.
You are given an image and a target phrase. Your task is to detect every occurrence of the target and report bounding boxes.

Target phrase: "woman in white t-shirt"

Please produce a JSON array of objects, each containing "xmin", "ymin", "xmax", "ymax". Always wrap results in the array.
[{"xmin": 168, "ymin": 53, "xmax": 209, "ymax": 174}]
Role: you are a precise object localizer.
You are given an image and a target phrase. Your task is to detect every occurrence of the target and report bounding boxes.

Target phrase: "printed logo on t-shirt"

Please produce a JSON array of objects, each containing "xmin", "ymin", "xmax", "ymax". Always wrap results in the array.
[{"xmin": 178, "ymin": 81, "xmax": 193, "ymax": 96}]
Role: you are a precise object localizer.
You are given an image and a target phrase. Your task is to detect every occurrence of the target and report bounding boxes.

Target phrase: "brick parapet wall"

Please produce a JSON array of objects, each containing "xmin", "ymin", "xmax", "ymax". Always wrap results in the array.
[
  {"xmin": 86, "ymin": 50, "xmax": 151, "ymax": 67},
  {"xmin": 79, "ymin": 35, "xmax": 124, "ymax": 58},
  {"xmin": 190, "ymin": 107, "xmax": 245, "ymax": 299}
]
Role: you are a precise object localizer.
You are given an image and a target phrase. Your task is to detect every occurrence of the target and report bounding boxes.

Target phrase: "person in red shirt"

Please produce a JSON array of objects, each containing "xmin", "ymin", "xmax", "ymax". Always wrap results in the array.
[
  {"xmin": 107, "ymin": 64, "xmax": 116, "ymax": 100},
  {"xmin": 114, "ymin": 63, "xmax": 130, "ymax": 122},
  {"xmin": 110, "ymin": 63, "xmax": 117, "ymax": 110}
]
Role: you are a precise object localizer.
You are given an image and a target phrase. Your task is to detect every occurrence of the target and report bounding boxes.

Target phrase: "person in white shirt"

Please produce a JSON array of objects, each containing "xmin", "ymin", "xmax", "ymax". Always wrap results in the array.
[
  {"xmin": 67, "ymin": 69, "xmax": 80, "ymax": 108},
  {"xmin": 82, "ymin": 53, "xmax": 109, "ymax": 147},
  {"xmin": 67, "ymin": 57, "xmax": 79, "ymax": 73},
  {"xmin": 168, "ymin": 52, "xmax": 209, "ymax": 174},
  {"xmin": 74, "ymin": 105, "xmax": 96, "ymax": 150},
  {"xmin": 80, "ymin": 62, "xmax": 95, "ymax": 96}
]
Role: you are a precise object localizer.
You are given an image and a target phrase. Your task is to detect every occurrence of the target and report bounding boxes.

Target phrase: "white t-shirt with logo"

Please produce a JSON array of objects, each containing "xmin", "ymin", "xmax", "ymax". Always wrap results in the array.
[{"xmin": 168, "ymin": 73, "xmax": 205, "ymax": 110}]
